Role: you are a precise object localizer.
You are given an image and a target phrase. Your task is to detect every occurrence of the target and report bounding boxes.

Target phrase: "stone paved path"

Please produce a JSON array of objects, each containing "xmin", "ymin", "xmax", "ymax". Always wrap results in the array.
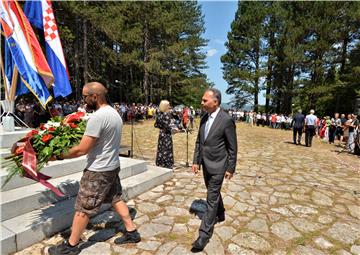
[{"xmin": 14, "ymin": 120, "xmax": 360, "ymax": 255}]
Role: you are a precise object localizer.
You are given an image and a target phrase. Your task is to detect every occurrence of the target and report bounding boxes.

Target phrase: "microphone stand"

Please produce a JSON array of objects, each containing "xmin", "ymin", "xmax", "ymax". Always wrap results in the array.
[
  {"xmin": 130, "ymin": 108, "xmax": 134, "ymax": 158},
  {"xmin": 185, "ymin": 126, "xmax": 192, "ymax": 167},
  {"xmin": 186, "ymin": 128, "xmax": 189, "ymax": 167}
]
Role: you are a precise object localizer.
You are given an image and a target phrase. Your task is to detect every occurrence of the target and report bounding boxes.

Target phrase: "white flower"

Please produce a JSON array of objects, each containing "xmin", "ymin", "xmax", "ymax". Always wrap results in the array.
[
  {"xmin": 81, "ymin": 113, "xmax": 91, "ymax": 121},
  {"xmin": 46, "ymin": 121, "xmax": 61, "ymax": 128}
]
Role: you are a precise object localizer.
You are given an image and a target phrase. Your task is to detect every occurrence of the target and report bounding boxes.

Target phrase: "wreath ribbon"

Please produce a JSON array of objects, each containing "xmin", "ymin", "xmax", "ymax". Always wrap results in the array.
[{"xmin": 22, "ymin": 141, "xmax": 65, "ymax": 197}]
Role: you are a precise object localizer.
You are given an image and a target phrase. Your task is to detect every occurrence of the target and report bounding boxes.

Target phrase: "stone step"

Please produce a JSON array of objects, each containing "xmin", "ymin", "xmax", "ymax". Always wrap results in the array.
[
  {"xmin": 0, "ymin": 164, "xmax": 173, "ymax": 254},
  {"xmin": 1, "ymin": 156, "xmax": 146, "ymax": 191},
  {"xmin": 1, "ymin": 157, "xmax": 147, "ymax": 222},
  {"xmin": 0, "ymin": 129, "xmax": 31, "ymax": 148},
  {"xmin": 121, "ymin": 165, "xmax": 174, "ymax": 200},
  {"xmin": 0, "ymin": 145, "xmax": 131, "ymax": 159},
  {"xmin": 1, "ymin": 156, "xmax": 86, "ymax": 192},
  {"xmin": 0, "ymin": 148, "xmax": 11, "ymax": 158},
  {"xmin": 1, "ymin": 226, "xmax": 15, "ymax": 255}
]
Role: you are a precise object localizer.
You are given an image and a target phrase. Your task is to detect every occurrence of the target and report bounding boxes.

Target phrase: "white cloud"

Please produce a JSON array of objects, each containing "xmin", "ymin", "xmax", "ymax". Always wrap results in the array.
[
  {"xmin": 207, "ymin": 48, "xmax": 217, "ymax": 57},
  {"xmin": 214, "ymin": 39, "xmax": 225, "ymax": 45}
]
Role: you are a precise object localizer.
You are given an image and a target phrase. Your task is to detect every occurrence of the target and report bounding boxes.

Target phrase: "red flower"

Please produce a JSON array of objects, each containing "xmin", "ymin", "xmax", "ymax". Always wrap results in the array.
[
  {"xmin": 69, "ymin": 123, "xmax": 78, "ymax": 129},
  {"xmin": 63, "ymin": 111, "xmax": 85, "ymax": 124},
  {"xmin": 76, "ymin": 112, "xmax": 85, "ymax": 118},
  {"xmin": 41, "ymin": 134, "xmax": 53, "ymax": 143},
  {"xmin": 48, "ymin": 127, "xmax": 56, "ymax": 132},
  {"xmin": 40, "ymin": 124, "xmax": 46, "ymax": 130},
  {"xmin": 14, "ymin": 145, "xmax": 25, "ymax": 155},
  {"xmin": 63, "ymin": 115, "xmax": 80, "ymax": 124},
  {"xmin": 26, "ymin": 130, "xmax": 39, "ymax": 137}
]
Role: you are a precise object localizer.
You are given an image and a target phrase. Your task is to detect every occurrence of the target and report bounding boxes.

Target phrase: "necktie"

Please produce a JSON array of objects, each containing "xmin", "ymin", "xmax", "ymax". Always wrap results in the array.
[{"xmin": 204, "ymin": 116, "xmax": 212, "ymax": 139}]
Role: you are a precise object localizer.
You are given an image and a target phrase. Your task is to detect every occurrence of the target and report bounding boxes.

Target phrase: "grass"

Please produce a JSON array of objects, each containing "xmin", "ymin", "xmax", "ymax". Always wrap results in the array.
[
  {"xmin": 157, "ymin": 231, "xmax": 194, "ymax": 244},
  {"xmin": 174, "ymin": 215, "xmax": 190, "ymax": 224}
]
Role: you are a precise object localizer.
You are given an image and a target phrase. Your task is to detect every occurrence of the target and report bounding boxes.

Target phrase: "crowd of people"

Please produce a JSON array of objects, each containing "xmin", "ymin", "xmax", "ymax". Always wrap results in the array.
[
  {"xmin": 11, "ymin": 97, "xmax": 200, "ymax": 130},
  {"xmin": 228, "ymin": 110, "xmax": 295, "ymax": 129},
  {"xmin": 311, "ymin": 112, "xmax": 359, "ymax": 154},
  {"xmin": 227, "ymin": 109, "xmax": 359, "ymax": 155},
  {"xmin": 7, "ymin": 97, "xmax": 360, "ymax": 156}
]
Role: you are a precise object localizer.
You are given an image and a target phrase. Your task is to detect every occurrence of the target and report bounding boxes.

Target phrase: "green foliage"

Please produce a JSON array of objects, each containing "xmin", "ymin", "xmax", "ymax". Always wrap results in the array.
[
  {"xmin": 221, "ymin": 1, "xmax": 267, "ymax": 111},
  {"xmin": 54, "ymin": 1, "xmax": 209, "ymax": 105},
  {"xmin": 2, "ymin": 113, "xmax": 86, "ymax": 188},
  {"xmin": 222, "ymin": 1, "xmax": 360, "ymax": 115}
]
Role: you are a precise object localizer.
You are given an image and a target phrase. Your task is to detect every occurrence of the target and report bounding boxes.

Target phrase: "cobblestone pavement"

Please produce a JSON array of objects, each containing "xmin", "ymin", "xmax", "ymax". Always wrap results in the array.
[{"xmin": 14, "ymin": 120, "xmax": 360, "ymax": 255}]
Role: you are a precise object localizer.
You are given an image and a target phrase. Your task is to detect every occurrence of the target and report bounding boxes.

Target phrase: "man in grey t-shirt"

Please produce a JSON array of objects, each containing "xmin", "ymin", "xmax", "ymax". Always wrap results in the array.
[
  {"xmin": 49, "ymin": 82, "xmax": 140, "ymax": 255},
  {"xmin": 84, "ymin": 105, "xmax": 122, "ymax": 172}
]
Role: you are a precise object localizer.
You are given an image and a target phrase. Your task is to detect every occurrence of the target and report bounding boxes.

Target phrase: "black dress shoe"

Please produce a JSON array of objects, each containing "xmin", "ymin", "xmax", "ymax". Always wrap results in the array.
[
  {"xmin": 216, "ymin": 214, "xmax": 225, "ymax": 223},
  {"xmin": 191, "ymin": 236, "xmax": 209, "ymax": 252}
]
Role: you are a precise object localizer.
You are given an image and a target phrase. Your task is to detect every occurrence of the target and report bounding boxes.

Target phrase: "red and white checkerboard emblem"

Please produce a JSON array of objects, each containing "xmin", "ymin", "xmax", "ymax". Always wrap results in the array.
[{"xmin": 43, "ymin": 7, "xmax": 58, "ymax": 41}]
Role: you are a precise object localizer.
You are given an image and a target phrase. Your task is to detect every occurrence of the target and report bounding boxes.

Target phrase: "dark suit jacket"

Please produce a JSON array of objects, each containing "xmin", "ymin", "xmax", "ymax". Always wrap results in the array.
[
  {"xmin": 291, "ymin": 113, "xmax": 305, "ymax": 129},
  {"xmin": 193, "ymin": 109, "xmax": 237, "ymax": 175}
]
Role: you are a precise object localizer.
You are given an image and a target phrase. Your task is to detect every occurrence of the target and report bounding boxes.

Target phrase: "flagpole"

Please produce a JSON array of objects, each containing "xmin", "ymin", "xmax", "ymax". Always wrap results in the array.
[{"xmin": 9, "ymin": 65, "xmax": 18, "ymax": 101}]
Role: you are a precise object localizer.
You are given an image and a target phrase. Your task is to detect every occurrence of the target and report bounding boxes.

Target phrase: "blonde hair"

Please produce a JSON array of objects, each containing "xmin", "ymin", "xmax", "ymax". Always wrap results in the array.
[{"xmin": 159, "ymin": 100, "xmax": 170, "ymax": 113}]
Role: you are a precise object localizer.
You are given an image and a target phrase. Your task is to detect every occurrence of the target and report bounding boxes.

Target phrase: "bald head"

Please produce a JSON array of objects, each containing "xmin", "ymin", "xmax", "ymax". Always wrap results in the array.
[{"xmin": 84, "ymin": 82, "xmax": 108, "ymax": 100}]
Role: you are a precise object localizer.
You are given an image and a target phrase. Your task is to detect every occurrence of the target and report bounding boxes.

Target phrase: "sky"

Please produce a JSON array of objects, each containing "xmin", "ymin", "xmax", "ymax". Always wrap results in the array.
[{"xmin": 200, "ymin": 1, "xmax": 265, "ymax": 105}]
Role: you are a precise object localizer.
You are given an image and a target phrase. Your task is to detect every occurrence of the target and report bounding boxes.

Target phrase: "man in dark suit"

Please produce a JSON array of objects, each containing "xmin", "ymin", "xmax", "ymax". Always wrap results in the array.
[
  {"xmin": 191, "ymin": 88, "xmax": 237, "ymax": 252},
  {"xmin": 291, "ymin": 109, "xmax": 305, "ymax": 145}
]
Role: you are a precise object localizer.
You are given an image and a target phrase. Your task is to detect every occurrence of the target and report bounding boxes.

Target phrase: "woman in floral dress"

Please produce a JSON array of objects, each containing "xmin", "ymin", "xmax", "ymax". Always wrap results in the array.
[{"xmin": 155, "ymin": 100, "xmax": 176, "ymax": 169}]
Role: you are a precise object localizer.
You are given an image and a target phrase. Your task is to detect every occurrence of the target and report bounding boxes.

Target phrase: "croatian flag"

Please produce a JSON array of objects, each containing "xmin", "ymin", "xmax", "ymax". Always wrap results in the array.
[
  {"xmin": 24, "ymin": 0, "xmax": 72, "ymax": 98},
  {"xmin": 4, "ymin": 39, "xmax": 30, "ymax": 97},
  {"xmin": 3, "ymin": 39, "xmax": 14, "ymax": 98},
  {"xmin": 0, "ymin": 0, "xmax": 53, "ymax": 107}
]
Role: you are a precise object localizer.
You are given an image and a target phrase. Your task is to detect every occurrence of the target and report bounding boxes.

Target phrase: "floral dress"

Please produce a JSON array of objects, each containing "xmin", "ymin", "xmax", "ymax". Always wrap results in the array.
[{"xmin": 155, "ymin": 112, "xmax": 174, "ymax": 169}]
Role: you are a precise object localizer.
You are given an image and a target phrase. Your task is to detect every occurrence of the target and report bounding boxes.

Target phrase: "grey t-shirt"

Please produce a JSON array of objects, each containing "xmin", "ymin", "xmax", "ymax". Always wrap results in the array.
[{"xmin": 84, "ymin": 105, "xmax": 122, "ymax": 171}]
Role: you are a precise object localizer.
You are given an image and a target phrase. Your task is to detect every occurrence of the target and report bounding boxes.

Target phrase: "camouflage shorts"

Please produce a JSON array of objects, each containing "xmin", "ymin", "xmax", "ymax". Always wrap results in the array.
[{"xmin": 75, "ymin": 167, "xmax": 123, "ymax": 216}]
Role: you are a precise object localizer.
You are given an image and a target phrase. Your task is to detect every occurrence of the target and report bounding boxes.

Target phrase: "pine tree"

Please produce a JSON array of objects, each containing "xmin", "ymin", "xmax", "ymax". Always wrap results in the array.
[
  {"xmin": 221, "ymin": 1, "xmax": 266, "ymax": 111},
  {"xmin": 53, "ymin": 1, "xmax": 209, "ymax": 105}
]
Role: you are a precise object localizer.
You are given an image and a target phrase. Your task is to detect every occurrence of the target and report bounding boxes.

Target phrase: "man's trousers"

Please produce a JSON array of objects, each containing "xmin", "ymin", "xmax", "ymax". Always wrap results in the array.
[{"xmin": 199, "ymin": 168, "xmax": 225, "ymax": 238}]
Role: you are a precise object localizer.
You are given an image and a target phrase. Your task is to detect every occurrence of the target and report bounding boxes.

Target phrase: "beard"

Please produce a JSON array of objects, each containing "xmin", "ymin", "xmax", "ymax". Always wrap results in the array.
[{"xmin": 85, "ymin": 102, "xmax": 97, "ymax": 112}]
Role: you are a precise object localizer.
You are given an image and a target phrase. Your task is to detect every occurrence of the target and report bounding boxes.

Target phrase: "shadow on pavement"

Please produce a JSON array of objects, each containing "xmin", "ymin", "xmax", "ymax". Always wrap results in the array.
[
  {"xmin": 59, "ymin": 207, "xmax": 137, "ymax": 251},
  {"xmin": 189, "ymin": 199, "xmax": 207, "ymax": 220}
]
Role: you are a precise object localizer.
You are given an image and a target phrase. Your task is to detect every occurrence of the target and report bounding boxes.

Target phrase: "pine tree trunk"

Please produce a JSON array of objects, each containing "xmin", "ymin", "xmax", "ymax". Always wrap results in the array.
[
  {"xmin": 150, "ymin": 81, "xmax": 153, "ymax": 104},
  {"xmin": 143, "ymin": 20, "xmax": 150, "ymax": 105},
  {"xmin": 254, "ymin": 39, "xmax": 260, "ymax": 112},
  {"xmin": 335, "ymin": 36, "xmax": 348, "ymax": 112},
  {"xmin": 74, "ymin": 14, "xmax": 80, "ymax": 101},
  {"xmin": 284, "ymin": 65, "xmax": 294, "ymax": 114},
  {"xmin": 83, "ymin": 19, "xmax": 88, "ymax": 84},
  {"xmin": 168, "ymin": 76, "xmax": 172, "ymax": 100},
  {"xmin": 265, "ymin": 28, "xmax": 275, "ymax": 114}
]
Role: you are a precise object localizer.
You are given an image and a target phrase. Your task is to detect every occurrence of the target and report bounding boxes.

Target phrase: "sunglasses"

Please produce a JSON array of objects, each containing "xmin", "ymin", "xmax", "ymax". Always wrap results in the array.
[{"xmin": 82, "ymin": 94, "xmax": 93, "ymax": 100}]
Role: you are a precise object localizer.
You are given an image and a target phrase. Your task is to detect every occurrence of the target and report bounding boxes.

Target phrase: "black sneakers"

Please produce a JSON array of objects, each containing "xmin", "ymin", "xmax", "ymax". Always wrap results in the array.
[
  {"xmin": 48, "ymin": 240, "xmax": 80, "ymax": 255},
  {"xmin": 47, "ymin": 230, "xmax": 141, "ymax": 254},
  {"xmin": 114, "ymin": 230, "xmax": 141, "ymax": 245}
]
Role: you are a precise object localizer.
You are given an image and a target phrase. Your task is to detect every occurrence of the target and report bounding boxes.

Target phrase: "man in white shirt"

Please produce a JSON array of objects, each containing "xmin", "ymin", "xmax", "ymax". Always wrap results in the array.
[
  {"xmin": 256, "ymin": 112, "xmax": 261, "ymax": 126},
  {"xmin": 305, "ymin": 109, "xmax": 318, "ymax": 147},
  {"xmin": 192, "ymin": 88, "xmax": 237, "ymax": 252}
]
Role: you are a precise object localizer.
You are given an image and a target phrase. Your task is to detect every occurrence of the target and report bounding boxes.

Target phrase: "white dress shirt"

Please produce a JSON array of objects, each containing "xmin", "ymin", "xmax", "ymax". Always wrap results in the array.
[{"xmin": 205, "ymin": 107, "xmax": 220, "ymax": 139}]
